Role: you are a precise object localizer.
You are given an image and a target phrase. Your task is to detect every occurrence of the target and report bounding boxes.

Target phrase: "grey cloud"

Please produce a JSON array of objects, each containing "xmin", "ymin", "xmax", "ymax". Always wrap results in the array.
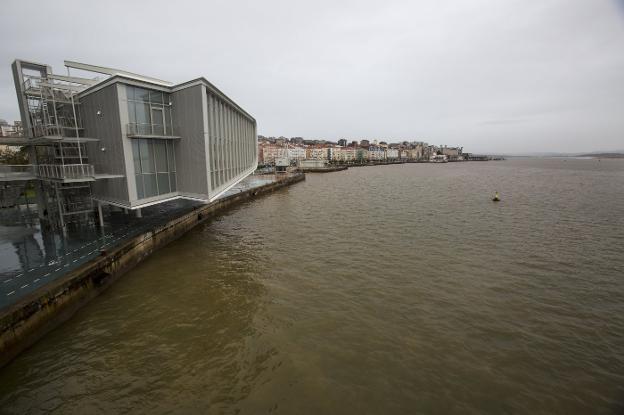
[{"xmin": 0, "ymin": 0, "xmax": 623, "ymax": 154}]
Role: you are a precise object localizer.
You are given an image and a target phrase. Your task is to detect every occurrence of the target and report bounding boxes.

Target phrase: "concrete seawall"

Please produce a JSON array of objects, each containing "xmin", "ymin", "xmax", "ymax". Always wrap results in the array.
[
  {"xmin": 297, "ymin": 166, "xmax": 348, "ymax": 173},
  {"xmin": 0, "ymin": 173, "xmax": 305, "ymax": 369}
]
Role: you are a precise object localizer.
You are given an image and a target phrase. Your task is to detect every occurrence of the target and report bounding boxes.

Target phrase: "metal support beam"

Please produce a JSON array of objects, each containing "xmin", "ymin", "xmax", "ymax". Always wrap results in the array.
[
  {"xmin": 47, "ymin": 73, "xmax": 98, "ymax": 86},
  {"xmin": 64, "ymin": 60, "xmax": 173, "ymax": 86},
  {"xmin": 97, "ymin": 201, "xmax": 104, "ymax": 228}
]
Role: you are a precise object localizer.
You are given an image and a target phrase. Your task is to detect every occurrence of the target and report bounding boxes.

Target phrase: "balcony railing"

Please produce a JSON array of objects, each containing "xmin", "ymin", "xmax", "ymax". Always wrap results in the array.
[
  {"xmin": 127, "ymin": 123, "xmax": 176, "ymax": 137},
  {"xmin": 37, "ymin": 164, "xmax": 95, "ymax": 180},
  {"xmin": 30, "ymin": 122, "xmax": 83, "ymax": 139}
]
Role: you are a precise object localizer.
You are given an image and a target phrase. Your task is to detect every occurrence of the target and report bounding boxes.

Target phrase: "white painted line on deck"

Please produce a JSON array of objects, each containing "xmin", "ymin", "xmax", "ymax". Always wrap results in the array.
[
  {"xmin": 28, "ymin": 268, "xmax": 35, "ymax": 272},
  {"xmin": 55, "ymin": 268, "xmax": 61, "ymax": 272},
  {"xmin": 34, "ymin": 279, "xmax": 40, "ymax": 283},
  {"xmin": 16, "ymin": 274, "xmax": 23, "ymax": 278},
  {"xmin": 43, "ymin": 273, "xmax": 50, "ymax": 277},
  {"xmin": 20, "ymin": 284, "xmax": 28, "ymax": 289},
  {"xmin": 64, "ymin": 264, "xmax": 70, "ymax": 267},
  {"xmin": 73, "ymin": 259, "xmax": 78, "ymax": 263},
  {"xmin": 3, "ymin": 279, "xmax": 12, "ymax": 284},
  {"xmin": 7, "ymin": 291, "xmax": 15, "ymax": 296},
  {"xmin": 79, "ymin": 255, "xmax": 86, "ymax": 259}
]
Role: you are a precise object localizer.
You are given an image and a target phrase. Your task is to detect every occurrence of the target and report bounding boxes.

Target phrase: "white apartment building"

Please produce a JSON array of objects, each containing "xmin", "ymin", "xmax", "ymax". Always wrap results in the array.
[
  {"xmin": 288, "ymin": 146, "xmax": 306, "ymax": 161},
  {"xmin": 306, "ymin": 147, "xmax": 328, "ymax": 160},
  {"xmin": 386, "ymin": 148, "xmax": 399, "ymax": 160},
  {"xmin": 261, "ymin": 144, "xmax": 288, "ymax": 164},
  {"xmin": 328, "ymin": 147, "xmax": 357, "ymax": 162},
  {"xmin": 368, "ymin": 147, "xmax": 386, "ymax": 161}
]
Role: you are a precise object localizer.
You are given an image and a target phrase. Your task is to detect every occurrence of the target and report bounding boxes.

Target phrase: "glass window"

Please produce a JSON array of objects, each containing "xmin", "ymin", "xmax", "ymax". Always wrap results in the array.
[
  {"xmin": 170, "ymin": 172, "xmax": 177, "ymax": 192},
  {"xmin": 132, "ymin": 140, "xmax": 141, "ymax": 174},
  {"xmin": 135, "ymin": 174, "xmax": 144, "ymax": 199},
  {"xmin": 135, "ymin": 87, "xmax": 150, "ymax": 101},
  {"xmin": 150, "ymin": 91, "xmax": 163, "ymax": 104},
  {"xmin": 126, "ymin": 85, "xmax": 136, "ymax": 100},
  {"xmin": 157, "ymin": 172, "xmax": 170, "ymax": 194},
  {"xmin": 166, "ymin": 141, "xmax": 176, "ymax": 172},
  {"xmin": 155, "ymin": 140, "xmax": 167, "ymax": 172},
  {"xmin": 143, "ymin": 174, "xmax": 157, "ymax": 197},
  {"xmin": 139, "ymin": 139, "xmax": 155, "ymax": 173},
  {"xmin": 128, "ymin": 101, "xmax": 136, "ymax": 124},
  {"xmin": 151, "ymin": 108, "xmax": 164, "ymax": 135},
  {"xmin": 165, "ymin": 107, "xmax": 172, "ymax": 135},
  {"xmin": 135, "ymin": 102, "xmax": 150, "ymax": 125}
]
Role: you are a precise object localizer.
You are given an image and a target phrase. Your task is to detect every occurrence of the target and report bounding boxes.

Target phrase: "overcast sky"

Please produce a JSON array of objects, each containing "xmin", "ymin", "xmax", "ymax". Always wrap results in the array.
[{"xmin": 1, "ymin": 0, "xmax": 623, "ymax": 153}]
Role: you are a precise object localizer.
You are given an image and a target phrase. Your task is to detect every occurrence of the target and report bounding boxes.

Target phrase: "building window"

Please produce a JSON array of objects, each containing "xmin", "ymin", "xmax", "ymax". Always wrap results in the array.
[
  {"xmin": 132, "ymin": 138, "xmax": 177, "ymax": 199},
  {"xmin": 127, "ymin": 85, "xmax": 173, "ymax": 136},
  {"xmin": 206, "ymin": 92, "xmax": 256, "ymax": 195}
]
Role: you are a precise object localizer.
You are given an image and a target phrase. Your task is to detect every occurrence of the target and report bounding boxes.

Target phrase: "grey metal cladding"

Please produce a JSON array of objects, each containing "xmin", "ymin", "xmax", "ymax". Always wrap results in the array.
[
  {"xmin": 171, "ymin": 84, "xmax": 209, "ymax": 199},
  {"xmin": 81, "ymin": 83, "xmax": 129, "ymax": 203}
]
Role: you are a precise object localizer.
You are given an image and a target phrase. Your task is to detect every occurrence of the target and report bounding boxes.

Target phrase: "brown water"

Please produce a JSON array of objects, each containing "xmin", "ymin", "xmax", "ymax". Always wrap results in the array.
[{"xmin": 1, "ymin": 159, "xmax": 624, "ymax": 414}]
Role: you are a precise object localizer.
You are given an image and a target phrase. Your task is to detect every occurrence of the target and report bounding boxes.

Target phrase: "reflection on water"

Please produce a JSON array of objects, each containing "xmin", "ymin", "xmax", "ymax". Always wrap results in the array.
[{"xmin": 0, "ymin": 159, "xmax": 623, "ymax": 414}]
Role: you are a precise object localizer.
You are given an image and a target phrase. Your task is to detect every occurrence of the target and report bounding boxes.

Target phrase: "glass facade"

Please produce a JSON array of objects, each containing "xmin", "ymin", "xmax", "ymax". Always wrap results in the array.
[
  {"xmin": 132, "ymin": 139, "xmax": 177, "ymax": 199},
  {"xmin": 127, "ymin": 85, "xmax": 174, "ymax": 136},
  {"xmin": 207, "ymin": 93, "xmax": 257, "ymax": 193}
]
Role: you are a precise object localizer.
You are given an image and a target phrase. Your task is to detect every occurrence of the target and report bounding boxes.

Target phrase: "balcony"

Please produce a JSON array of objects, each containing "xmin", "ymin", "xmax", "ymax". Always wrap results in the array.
[
  {"xmin": 37, "ymin": 164, "xmax": 95, "ymax": 181},
  {"xmin": 126, "ymin": 123, "xmax": 180, "ymax": 139}
]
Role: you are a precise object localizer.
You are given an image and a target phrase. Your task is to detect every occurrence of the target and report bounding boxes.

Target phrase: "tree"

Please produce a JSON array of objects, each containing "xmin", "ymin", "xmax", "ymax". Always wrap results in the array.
[{"xmin": 0, "ymin": 146, "xmax": 29, "ymax": 164}]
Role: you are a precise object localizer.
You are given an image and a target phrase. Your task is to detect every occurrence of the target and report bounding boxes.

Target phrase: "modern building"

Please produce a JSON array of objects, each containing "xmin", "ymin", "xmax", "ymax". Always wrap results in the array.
[{"xmin": 2, "ymin": 59, "xmax": 257, "ymax": 232}]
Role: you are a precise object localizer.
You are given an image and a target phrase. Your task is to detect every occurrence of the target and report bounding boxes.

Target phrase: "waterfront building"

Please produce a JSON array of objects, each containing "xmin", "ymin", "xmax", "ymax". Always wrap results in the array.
[
  {"xmin": 441, "ymin": 146, "xmax": 463, "ymax": 161},
  {"xmin": 0, "ymin": 121, "xmax": 21, "ymax": 153},
  {"xmin": 328, "ymin": 147, "xmax": 357, "ymax": 163},
  {"xmin": 368, "ymin": 146, "xmax": 386, "ymax": 161},
  {"xmin": 287, "ymin": 146, "xmax": 306, "ymax": 161},
  {"xmin": 306, "ymin": 147, "xmax": 328, "ymax": 160},
  {"xmin": 386, "ymin": 148, "xmax": 399, "ymax": 160},
  {"xmin": 2, "ymin": 59, "xmax": 257, "ymax": 232},
  {"xmin": 260, "ymin": 144, "xmax": 288, "ymax": 164}
]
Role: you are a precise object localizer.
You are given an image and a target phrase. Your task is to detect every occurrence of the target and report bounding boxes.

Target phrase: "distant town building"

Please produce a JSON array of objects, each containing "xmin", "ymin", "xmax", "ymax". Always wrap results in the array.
[
  {"xmin": 288, "ymin": 146, "xmax": 306, "ymax": 161},
  {"xmin": 329, "ymin": 147, "xmax": 357, "ymax": 163},
  {"xmin": 368, "ymin": 146, "xmax": 385, "ymax": 161},
  {"xmin": 386, "ymin": 148, "xmax": 399, "ymax": 160},
  {"xmin": 260, "ymin": 144, "xmax": 288, "ymax": 164},
  {"xmin": 306, "ymin": 147, "xmax": 328, "ymax": 160},
  {"xmin": 0, "ymin": 120, "xmax": 21, "ymax": 138}
]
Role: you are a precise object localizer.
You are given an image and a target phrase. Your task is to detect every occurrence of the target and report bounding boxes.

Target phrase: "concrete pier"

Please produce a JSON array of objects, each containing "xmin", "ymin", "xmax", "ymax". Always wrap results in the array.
[{"xmin": 0, "ymin": 173, "xmax": 305, "ymax": 369}]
